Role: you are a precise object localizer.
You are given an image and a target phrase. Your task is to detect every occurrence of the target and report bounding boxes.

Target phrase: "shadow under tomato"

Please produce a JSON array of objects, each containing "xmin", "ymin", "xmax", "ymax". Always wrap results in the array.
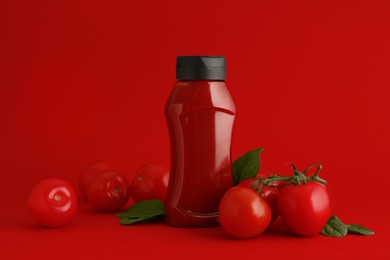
[
  {"xmin": 186, "ymin": 218, "xmax": 301, "ymax": 240},
  {"xmin": 264, "ymin": 218, "xmax": 295, "ymax": 236},
  {"xmin": 265, "ymin": 218, "xmax": 320, "ymax": 239},
  {"xmin": 179, "ymin": 225, "xmax": 230, "ymax": 240}
]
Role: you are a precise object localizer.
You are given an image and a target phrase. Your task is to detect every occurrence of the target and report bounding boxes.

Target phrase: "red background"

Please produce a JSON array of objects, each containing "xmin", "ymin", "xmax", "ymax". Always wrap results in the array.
[{"xmin": 1, "ymin": 0, "xmax": 389, "ymax": 258}]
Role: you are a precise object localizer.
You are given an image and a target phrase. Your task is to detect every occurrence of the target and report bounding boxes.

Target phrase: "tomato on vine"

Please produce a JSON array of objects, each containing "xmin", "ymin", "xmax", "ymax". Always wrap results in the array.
[
  {"xmin": 219, "ymin": 186, "xmax": 271, "ymax": 239},
  {"xmin": 267, "ymin": 164, "xmax": 331, "ymax": 237},
  {"xmin": 278, "ymin": 181, "xmax": 330, "ymax": 236},
  {"xmin": 238, "ymin": 176, "xmax": 280, "ymax": 224}
]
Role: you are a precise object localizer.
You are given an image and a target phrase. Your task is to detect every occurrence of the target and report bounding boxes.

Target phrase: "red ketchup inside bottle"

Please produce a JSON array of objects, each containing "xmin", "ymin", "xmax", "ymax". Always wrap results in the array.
[{"xmin": 165, "ymin": 56, "xmax": 236, "ymax": 227}]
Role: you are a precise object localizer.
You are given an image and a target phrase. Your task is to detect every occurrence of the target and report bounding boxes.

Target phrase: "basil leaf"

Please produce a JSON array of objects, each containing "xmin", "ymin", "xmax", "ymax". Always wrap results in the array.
[
  {"xmin": 119, "ymin": 217, "xmax": 144, "ymax": 225},
  {"xmin": 321, "ymin": 215, "xmax": 348, "ymax": 237},
  {"xmin": 347, "ymin": 224, "xmax": 374, "ymax": 236},
  {"xmin": 119, "ymin": 215, "xmax": 164, "ymax": 225},
  {"xmin": 321, "ymin": 215, "xmax": 375, "ymax": 237},
  {"xmin": 232, "ymin": 148, "xmax": 264, "ymax": 186},
  {"xmin": 115, "ymin": 200, "xmax": 164, "ymax": 218},
  {"xmin": 115, "ymin": 200, "xmax": 165, "ymax": 225}
]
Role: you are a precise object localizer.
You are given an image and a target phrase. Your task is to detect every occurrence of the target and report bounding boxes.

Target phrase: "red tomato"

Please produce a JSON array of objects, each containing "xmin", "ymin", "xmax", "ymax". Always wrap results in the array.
[
  {"xmin": 219, "ymin": 187, "xmax": 271, "ymax": 239},
  {"xmin": 130, "ymin": 163, "xmax": 169, "ymax": 203},
  {"xmin": 238, "ymin": 178, "xmax": 280, "ymax": 224},
  {"xmin": 79, "ymin": 161, "xmax": 111, "ymax": 199},
  {"xmin": 261, "ymin": 185, "xmax": 279, "ymax": 223},
  {"xmin": 27, "ymin": 179, "xmax": 78, "ymax": 228},
  {"xmin": 86, "ymin": 171, "xmax": 130, "ymax": 212},
  {"xmin": 278, "ymin": 182, "xmax": 331, "ymax": 236}
]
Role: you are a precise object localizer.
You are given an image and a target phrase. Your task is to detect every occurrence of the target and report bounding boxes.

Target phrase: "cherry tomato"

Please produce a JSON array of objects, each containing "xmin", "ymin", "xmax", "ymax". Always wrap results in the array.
[
  {"xmin": 86, "ymin": 171, "xmax": 130, "ymax": 212},
  {"xmin": 79, "ymin": 161, "xmax": 111, "ymax": 199},
  {"xmin": 238, "ymin": 178, "xmax": 280, "ymax": 224},
  {"xmin": 27, "ymin": 178, "xmax": 78, "ymax": 228},
  {"xmin": 130, "ymin": 163, "xmax": 169, "ymax": 203},
  {"xmin": 278, "ymin": 181, "xmax": 331, "ymax": 236},
  {"xmin": 219, "ymin": 186, "xmax": 271, "ymax": 239}
]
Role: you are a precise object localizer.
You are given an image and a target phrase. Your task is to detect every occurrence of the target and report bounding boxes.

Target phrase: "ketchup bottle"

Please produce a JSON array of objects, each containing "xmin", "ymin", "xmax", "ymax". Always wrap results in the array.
[{"xmin": 165, "ymin": 56, "xmax": 236, "ymax": 227}]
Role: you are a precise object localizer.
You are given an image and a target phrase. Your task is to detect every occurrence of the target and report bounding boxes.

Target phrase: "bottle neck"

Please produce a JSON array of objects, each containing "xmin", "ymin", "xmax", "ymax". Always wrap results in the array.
[{"xmin": 176, "ymin": 79, "xmax": 225, "ymax": 82}]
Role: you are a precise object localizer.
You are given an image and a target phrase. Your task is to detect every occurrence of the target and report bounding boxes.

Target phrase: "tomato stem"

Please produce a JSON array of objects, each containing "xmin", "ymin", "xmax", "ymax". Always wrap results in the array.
[
  {"xmin": 302, "ymin": 162, "xmax": 321, "ymax": 175},
  {"xmin": 255, "ymin": 163, "xmax": 327, "ymax": 193}
]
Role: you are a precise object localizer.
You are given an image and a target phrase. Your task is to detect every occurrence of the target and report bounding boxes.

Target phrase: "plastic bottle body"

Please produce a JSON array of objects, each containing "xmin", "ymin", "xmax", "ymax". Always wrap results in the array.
[{"xmin": 165, "ymin": 80, "xmax": 236, "ymax": 227}]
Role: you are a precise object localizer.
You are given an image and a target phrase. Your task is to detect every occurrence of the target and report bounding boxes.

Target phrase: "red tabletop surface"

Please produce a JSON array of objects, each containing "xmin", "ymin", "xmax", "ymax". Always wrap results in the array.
[{"xmin": 1, "ymin": 0, "xmax": 389, "ymax": 259}]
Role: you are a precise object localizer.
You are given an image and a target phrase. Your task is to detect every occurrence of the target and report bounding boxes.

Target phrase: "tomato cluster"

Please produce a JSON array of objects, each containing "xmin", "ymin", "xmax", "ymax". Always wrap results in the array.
[
  {"xmin": 219, "ymin": 164, "xmax": 331, "ymax": 239},
  {"xmin": 27, "ymin": 162, "xmax": 169, "ymax": 228},
  {"xmin": 80, "ymin": 162, "xmax": 169, "ymax": 212}
]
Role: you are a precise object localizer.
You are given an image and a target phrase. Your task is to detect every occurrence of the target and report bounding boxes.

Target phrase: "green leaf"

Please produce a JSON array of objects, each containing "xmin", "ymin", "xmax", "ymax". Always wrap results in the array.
[
  {"xmin": 119, "ymin": 215, "xmax": 164, "ymax": 226},
  {"xmin": 321, "ymin": 215, "xmax": 348, "ymax": 237},
  {"xmin": 347, "ymin": 224, "xmax": 374, "ymax": 236},
  {"xmin": 321, "ymin": 215, "xmax": 375, "ymax": 237},
  {"xmin": 115, "ymin": 199, "xmax": 165, "ymax": 226},
  {"xmin": 232, "ymin": 148, "xmax": 264, "ymax": 186},
  {"xmin": 119, "ymin": 217, "xmax": 144, "ymax": 225},
  {"xmin": 115, "ymin": 199, "xmax": 164, "ymax": 218}
]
